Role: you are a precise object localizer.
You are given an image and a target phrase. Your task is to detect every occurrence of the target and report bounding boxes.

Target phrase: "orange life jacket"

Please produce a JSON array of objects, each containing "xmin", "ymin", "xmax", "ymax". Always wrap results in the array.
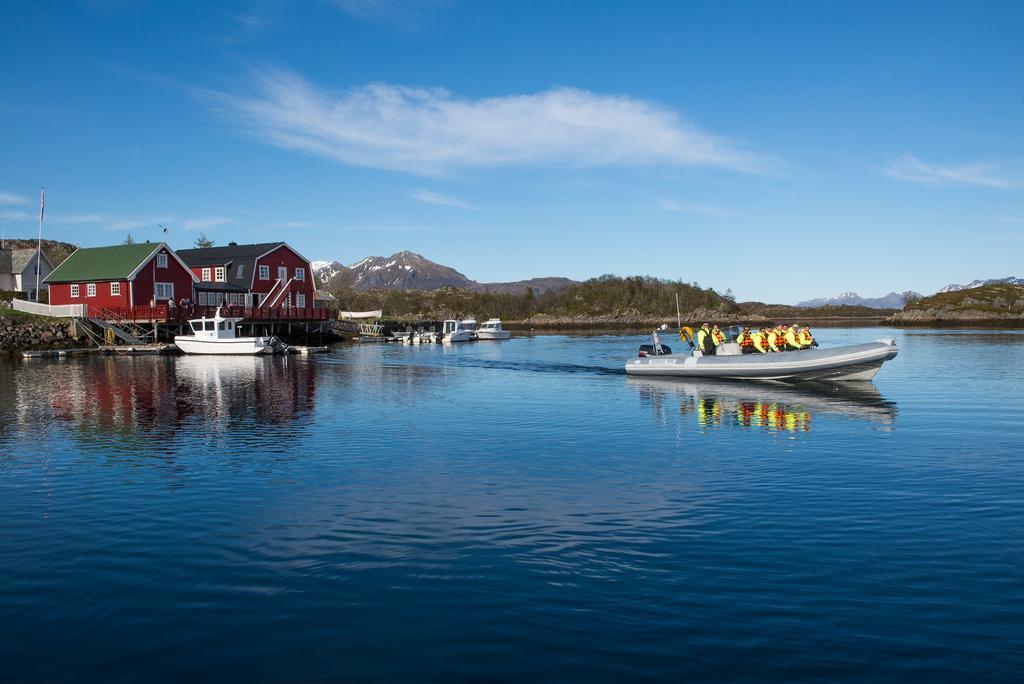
[{"xmin": 739, "ymin": 331, "xmax": 755, "ymax": 347}]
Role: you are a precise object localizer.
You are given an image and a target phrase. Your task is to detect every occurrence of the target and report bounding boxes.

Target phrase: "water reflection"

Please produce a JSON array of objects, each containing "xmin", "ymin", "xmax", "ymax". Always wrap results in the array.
[
  {"xmin": 39, "ymin": 356, "xmax": 317, "ymax": 445},
  {"xmin": 628, "ymin": 377, "xmax": 897, "ymax": 433}
]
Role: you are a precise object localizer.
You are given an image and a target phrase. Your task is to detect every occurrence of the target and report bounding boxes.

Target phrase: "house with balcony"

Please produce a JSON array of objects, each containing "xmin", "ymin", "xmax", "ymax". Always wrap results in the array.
[{"xmin": 176, "ymin": 242, "xmax": 316, "ymax": 311}]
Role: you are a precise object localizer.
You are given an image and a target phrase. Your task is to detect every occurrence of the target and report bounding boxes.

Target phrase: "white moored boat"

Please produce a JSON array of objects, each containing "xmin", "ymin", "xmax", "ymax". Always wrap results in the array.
[
  {"xmin": 442, "ymin": 319, "xmax": 473, "ymax": 343},
  {"xmin": 476, "ymin": 318, "xmax": 511, "ymax": 340},
  {"xmin": 174, "ymin": 308, "xmax": 282, "ymax": 355},
  {"xmin": 625, "ymin": 326, "xmax": 898, "ymax": 381}
]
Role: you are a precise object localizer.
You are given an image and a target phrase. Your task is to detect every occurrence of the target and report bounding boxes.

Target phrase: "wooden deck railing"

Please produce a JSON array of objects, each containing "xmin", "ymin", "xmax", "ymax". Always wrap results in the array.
[{"xmin": 89, "ymin": 305, "xmax": 332, "ymax": 323}]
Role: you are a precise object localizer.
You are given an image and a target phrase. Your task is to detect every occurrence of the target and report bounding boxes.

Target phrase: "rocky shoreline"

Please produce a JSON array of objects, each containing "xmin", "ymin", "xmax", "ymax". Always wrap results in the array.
[
  {"xmin": 887, "ymin": 308, "xmax": 1024, "ymax": 326},
  {"xmin": 0, "ymin": 317, "xmax": 87, "ymax": 355}
]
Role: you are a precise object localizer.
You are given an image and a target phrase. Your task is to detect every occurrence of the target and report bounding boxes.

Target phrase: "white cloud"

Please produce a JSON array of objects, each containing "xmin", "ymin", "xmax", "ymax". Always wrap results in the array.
[
  {"xmin": 183, "ymin": 217, "xmax": 234, "ymax": 231},
  {"xmin": 657, "ymin": 199, "xmax": 733, "ymax": 216},
  {"xmin": 0, "ymin": 210, "xmax": 30, "ymax": 221},
  {"xmin": 204, "ymin": 67, "xmax": 764, "ymax": 176},
  {"xmin": 884, "ymin": 153, "xmax": 1011, "ymax": 188},
  {"xmin": 0, "ymin": 192, "xmax": 28, "ymax": 205},
  {"xmin": 412, "ymin": 189, "xmax": 477, "ymax": 210}
]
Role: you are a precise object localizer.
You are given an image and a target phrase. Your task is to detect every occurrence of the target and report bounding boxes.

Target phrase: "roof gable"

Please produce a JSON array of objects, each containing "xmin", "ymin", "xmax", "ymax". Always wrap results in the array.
[
  {"xmin": 44, "ymin": 243, "xmax": 161, "ymax": 283},
  {"xmin": 178, "ymin": 242, "xmax": 287, "ymax": 290},
  {"xmin": 11, "ymin": 248, "xmax": 51, "ymax": 272}
]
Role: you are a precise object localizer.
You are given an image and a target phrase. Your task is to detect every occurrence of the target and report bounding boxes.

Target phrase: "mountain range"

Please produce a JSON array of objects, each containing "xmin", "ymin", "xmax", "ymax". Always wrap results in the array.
[
  {"xmin": 796, "ymin": 291, "xmax": 921, "ymax": 310},
  {"xmin": 937, "ymin": 276, "xmax": 1024, "ymax": 293},
  {"xmin": 313, "ymin": 251, "xmax": 577, "ymax": 295}
]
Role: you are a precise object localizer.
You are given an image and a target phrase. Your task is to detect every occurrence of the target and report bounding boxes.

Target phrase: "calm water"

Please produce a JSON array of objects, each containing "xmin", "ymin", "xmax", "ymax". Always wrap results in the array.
[{"xmin": 1, "ymin": 328, "xmax": 1023, "ymax": 682}]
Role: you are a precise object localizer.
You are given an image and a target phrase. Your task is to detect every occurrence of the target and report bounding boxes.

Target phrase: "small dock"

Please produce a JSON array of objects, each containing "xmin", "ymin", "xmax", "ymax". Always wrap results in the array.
[
  {"xmin": 21, "ymin": 347, "xmax": 98, "ymax": 359},
  {"xmin": 99, "ymin": 344, "xmax": 178, "ymax": 355}
]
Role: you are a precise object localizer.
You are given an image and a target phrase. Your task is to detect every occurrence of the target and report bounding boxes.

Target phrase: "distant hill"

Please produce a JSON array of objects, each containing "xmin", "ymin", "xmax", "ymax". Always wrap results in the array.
[
  {"xmin": 889, "ymin": 283, "xmax": 1024, "ymax": 324},
  {"xmin": 2, "ymin": 238, "xmax": 77, "ymax": 268},
  {"xmin": 938, "ymin": 276, "xmax": 1024, "ymax": 293},
  {"xmin": 316, "ymin": 251, "xmax": 578, "ymax": 295},
  {"xmin": 797, "ymin": 291, "xmax": 920, "ymax": 309}
]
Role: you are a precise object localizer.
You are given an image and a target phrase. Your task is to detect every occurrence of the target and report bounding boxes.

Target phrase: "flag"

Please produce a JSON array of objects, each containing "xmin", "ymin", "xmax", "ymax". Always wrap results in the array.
[{"xmin": 39, "ymin": 187, "xmax": 45, "ymax": 223}]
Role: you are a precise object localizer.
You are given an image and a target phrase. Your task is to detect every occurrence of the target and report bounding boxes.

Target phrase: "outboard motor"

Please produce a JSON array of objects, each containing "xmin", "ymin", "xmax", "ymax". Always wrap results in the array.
[{"xmin": 639, "ymin": 324, "xmax": 673, "ymax": 357}]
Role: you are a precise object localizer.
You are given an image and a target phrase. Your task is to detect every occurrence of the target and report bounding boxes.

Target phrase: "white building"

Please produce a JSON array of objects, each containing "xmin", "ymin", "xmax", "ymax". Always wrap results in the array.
[{"xmin": 0, "ymin": 247, "xmax": 54, "ymax": 301}]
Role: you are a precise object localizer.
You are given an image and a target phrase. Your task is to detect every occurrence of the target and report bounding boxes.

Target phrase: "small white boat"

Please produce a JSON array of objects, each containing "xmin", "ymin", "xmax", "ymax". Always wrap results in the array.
[
  {"xmin": 461, "ymin": 318, "xmax": 479, "ymax": 340},
  {"xmin": 625, "ymin": 326, "xmax": 898, "ymax": 381},
  {"xmin": 174, "ymin": 308, "xmax": 281, "ymax": 355},
  {"xmin": 476, "ymin": 318, "xmax": 511, "ymax": 340},
  {"xmin": 442, "ymin": 319, "xmax": 473, "ymax": 343}
]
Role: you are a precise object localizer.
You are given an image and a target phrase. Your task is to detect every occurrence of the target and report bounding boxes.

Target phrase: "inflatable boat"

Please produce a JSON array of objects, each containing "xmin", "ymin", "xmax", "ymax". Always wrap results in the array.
[{"xmin": 625, "ymin": 329, "xmax": 898, "ymax": 381}]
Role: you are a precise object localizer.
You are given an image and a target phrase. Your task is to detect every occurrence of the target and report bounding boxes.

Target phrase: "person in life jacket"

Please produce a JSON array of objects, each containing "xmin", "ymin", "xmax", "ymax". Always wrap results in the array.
[
  {"xmin": 753, "ymin": 327, "xmax": 769, "ymax": 353},
  {"xmin": 696, "ymin": 323, "xmax": 717, "ymax": 355},
  {"xmin": 736, "ymin": 326, "xmax": 757, "ymax": 354},
  {"xmin": 711, "ymin": 324, "xmax": 726, "ymax": 349},
  {"xmin": 767, "ymin": 326, "xmax": 783, "ymax": 352},
  {"xmin": 799, "ymin": 326, "xmax": 818, "ymax": 349},
  {"xmin": 784, "ymin": 324, "xmax": 802, "ymax": 351}
]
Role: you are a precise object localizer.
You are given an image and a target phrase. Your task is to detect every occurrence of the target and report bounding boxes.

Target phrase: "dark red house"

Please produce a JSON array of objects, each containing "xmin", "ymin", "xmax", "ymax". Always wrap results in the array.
[
  {"xmin": 44, "ymin": 242, "xmax": 197, "ymax": 310},
  {"xmin": 177, "ymin": 242, "xmax": 316, "ymax": 310}
]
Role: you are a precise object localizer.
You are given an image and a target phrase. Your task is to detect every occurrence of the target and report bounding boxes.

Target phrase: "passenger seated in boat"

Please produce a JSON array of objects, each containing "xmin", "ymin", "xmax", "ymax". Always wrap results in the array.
[
  {"xmin": 800, "ymin": 326, "xmax": 818, "ymax": 349},
  {"xmin": 711, "ymin": 325, "xmax": 726, "ymax": 349},
  {"xmin": 697, "ymin": 323, "xmax": 716, "ymax": 355},
  {"xmin": 767, "ymin": 326, "xmax": 783, "ymax": 352},
  {"xmin": 785, "ymin": 324, "xmax": 802, "ymax": 351},
  {"xmin": 754, "ymin": 328, "xmax": 769, "ymax": 353},
  {"xmin": 736, "ymin": 326, "xmax": 757, "ymax": 354}
]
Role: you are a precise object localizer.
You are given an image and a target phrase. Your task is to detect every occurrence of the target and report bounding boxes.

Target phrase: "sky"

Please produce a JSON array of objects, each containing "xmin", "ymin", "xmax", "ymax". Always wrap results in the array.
[{"xmin": 1, "ymin": 0, "xmax": 1022, "ymax": 303}]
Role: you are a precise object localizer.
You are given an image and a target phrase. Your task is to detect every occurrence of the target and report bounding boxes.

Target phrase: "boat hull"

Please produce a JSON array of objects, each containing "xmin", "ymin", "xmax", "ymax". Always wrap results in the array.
[
  {"xmin": 625, "ymin": 340, "xmax": 898, "ymax": 381},
  {"xmin": 444, "ymin": 331, "xmax": 473, "ymax": 343},
  {"xmin": 476, "ymin": 330, "xmax": 510, "ymax": 340},
  {"xmin": 173, "ymin": 336, "xmax": 273, "ymax": 355}
]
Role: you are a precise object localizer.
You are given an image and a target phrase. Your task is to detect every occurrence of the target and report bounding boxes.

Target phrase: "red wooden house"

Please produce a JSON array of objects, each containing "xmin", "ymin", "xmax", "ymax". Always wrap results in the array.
[
  {"xmin": 44, "ymin": 242, "xmax": 197, "ymax": 311},
  {"xmin": 176, "ymin": 242, "xmax": 316, "ymax": 311}
]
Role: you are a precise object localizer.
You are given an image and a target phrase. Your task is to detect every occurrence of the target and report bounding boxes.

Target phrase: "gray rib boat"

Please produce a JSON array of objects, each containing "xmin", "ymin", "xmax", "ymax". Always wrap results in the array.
[{"xmin": 625, "ymin": 336, "xmax": 899, "ymax": 381}]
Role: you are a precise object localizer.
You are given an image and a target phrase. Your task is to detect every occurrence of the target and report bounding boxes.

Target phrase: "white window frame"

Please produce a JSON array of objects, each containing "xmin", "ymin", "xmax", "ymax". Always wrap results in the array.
[
  {"xmin": 215, "ymin": 266, "xmax": 225, "ymax": 282},
  {"xmin": 277, "ymin": 266, "xmax": 287, "ymax": 281},
  {"xmin": 155, "ymin": 282, "xmax": 174, "ymax": 301},
  {"xmin": 110, "ymin": 282, "xmax": 121, "ymax": 296},
  {"xmin": 259, "ymin": 265, "xmax": 269, "ymax": 280},
  {"xmin": 202, "ymin": 267, "xmax": 211, "ymax": 282},
  {"xmin": 295, "ymin": 267, "xmax": 305, "ymax": 281},
  {"xmin": 296, "ymin": 293, "xmax": 306, "ymax": 308},
  {"xmin": 87, "ymin": 283, "xmax": 96, "ymax": 297},
  {"xmin": 70, "ymin": 284, "xmax": 80, "ymax": 298},
  {"xmin": 157, "ymin": 253, "xmax": 168, "ymax": 269}
]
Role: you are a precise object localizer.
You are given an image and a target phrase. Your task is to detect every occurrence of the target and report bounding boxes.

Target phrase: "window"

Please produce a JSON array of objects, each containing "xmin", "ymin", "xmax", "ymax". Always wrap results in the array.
[
  {"xmin": 157, "ymin": 253, "xmax": 168, "ymax": 269},
  {"xmin": 204, "ymin": 321, "xmax": 215, "ymax": 331},
  {"xmin": 296, "ymin": 293, "xmax": 306, "ymax": 308},
  {"xmin": 218, "ymin": 321, "xmax": 226, "ymax": 331},
  {"xmin": 70, "ymin": 284, "xmax": 80, "ymax": 298},
  {"xmin": 202, "ymin": 268, "xmax": 211, "ymax": 282},
  {"xmin": 87, "ymin": 283, "xmax": 96, "ymax": 297},
  {"xmin": 295, "ymin": 267, "xmax": 305, "ymax": 281},
  {"xmin": 191, "ymin": 322, "xmax": 202, "ymax": 333},
  {"xmin": 110, "ymin": 282, "xmax": 121, "ymax": 296},
  {"xmin": 215, "ymin": 266, "xmax": 225, "ymax": 282},
  {"xmin": 278, "ymin": 266, "xmax": 287, "ymax": 281},
  {"xmin": 155, "ymin": 282, "xmax": 174, "ymax": 301},
  {"xmin": 236, "ymin": 264, "xmax": 244, "ymax": 278},
  {"xmin": 227, "ymin": 322, "xmax": 233, "ymax": 330},
  {"xmin": 259, "ymin": 265, "xmax": 269, "ymax": 280}
]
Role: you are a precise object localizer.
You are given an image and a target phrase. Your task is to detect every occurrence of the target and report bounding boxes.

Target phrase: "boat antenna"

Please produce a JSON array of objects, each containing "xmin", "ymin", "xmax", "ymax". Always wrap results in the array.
[{"xmin": 675, "ymin": 291, "xmax": 682, "ymax": 330}]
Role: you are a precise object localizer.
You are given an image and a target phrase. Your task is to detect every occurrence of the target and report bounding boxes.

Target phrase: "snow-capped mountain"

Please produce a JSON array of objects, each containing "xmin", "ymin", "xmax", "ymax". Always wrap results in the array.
[
  {"xmin": 311, "ymin": 260, "xmax": 346, "ymax": 287},
  {"xmin": 314, "ymin": 251, "xmax": 577, "ymax": 294},
  {"xmin": 797, "ymin": 291, "xmax": 920, "ymax": 309},
  {"xmin": 938, "ymin": 276, "xmax": 1024, "ymax": 293},
  {"xmin": 347, "ymin": 251, "xmax": 474, "ymax": 290}
]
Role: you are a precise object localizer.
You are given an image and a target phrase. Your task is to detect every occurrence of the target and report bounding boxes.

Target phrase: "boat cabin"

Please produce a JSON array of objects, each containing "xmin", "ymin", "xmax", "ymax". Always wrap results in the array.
[
  {"xmin": 187, "ymin": 309, "xmax": 244, "ymax": 339},
  {"xmin": 442, "ymin": 320, "xmax": 463, "ymax": 335},
  {"xmin": 479, "ymin": 318, "xmax": 504, "ymax": 332}
]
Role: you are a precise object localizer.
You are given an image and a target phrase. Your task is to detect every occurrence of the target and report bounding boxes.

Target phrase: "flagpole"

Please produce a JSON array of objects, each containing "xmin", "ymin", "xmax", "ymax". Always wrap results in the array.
[{"xmin": 35, "ymin": 187, "xmax": 44, "ymax": 301}]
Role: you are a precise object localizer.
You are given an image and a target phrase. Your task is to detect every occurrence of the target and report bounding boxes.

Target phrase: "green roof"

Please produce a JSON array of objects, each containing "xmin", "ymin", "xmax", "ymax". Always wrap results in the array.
[{"xmin": 44, "ymin": 243, "xmax": 162, "ymax": 283}]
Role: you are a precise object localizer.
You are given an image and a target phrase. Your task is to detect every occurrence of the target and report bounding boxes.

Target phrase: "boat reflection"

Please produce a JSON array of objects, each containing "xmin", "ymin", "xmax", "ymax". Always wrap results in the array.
[{"xmin": 628, "ymin": 377, "xmax": 897, "ymax": 433}]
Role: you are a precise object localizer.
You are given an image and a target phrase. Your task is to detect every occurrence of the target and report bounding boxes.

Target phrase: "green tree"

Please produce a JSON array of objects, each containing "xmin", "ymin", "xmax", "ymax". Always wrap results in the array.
[
  {"xmin": 123, "ymin": 233, "xmax": 135, "ymax": 245},
  {"xmin": 194, "ymin": 233, "xmax": 215, "ymax": 248}
]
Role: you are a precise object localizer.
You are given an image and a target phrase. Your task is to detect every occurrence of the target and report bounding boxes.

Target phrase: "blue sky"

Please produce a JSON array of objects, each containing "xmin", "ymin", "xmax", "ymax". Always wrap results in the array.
[{"xmin": 1, "ymin": 1, "xmax": 1021, "ymax": 303}]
